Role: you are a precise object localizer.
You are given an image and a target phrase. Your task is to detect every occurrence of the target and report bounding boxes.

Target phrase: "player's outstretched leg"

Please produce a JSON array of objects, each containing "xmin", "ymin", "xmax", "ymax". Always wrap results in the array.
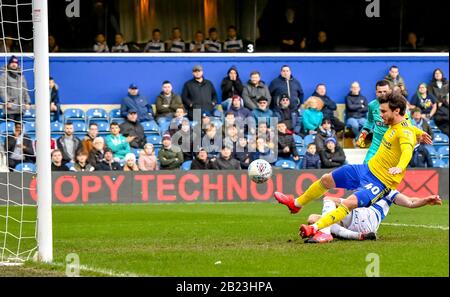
[{"xmin": 274, "ymin": 173, "xmax": 334, "ymax": 214}]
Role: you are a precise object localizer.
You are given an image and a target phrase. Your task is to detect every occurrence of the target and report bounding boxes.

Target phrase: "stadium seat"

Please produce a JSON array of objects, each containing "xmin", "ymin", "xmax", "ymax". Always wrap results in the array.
[
  {"xmin": 86, "ymin": 108, "xmax": 108, "ymax": 121},
  {"xmin": 181, "ymin": 160, "xmax": 192, "ymax": 171},
  {"xmin": 72, "ymin": 122, "xmax": 87, "ymax": 134},
  {"xmin": 441, "ymin": 158, "xmax": 449, "ymax": 168},
  {"xmin": 23, "ymin": 109, "xmax": 36, "ymax": 120},
  {"xmin": 15, "ymin": 162, "xmax": 36, "ymax": 173},
  {"xmin": 0, "ymin": 109, "xmax": 3, "ymax": 118},
  {"xmin": 433, "ymin": 133, "xmax": 449, "ymax": 145},
  {"xmin": 132, "ymin": 148, "xmax": 142, "ymax": 158},
  {"xmin": 50, "ymin": 121, "xmax": 64, "ymax": 139},
  {"xmin": 296, "ymin": 146, "xmax": 307, "ymax": 156},
  {"xmin": 109, "ymin": 109, "xmax": 123, "ymax": 123},
  {"xmin": 432, "ymin": 159, "xmax": 445, "ymax": 168},
  {"xmin": 428, "ymin": 119, "xmax": 438, "ymax": 130},
  {"xmin": 303, "ymin": 134, "xmax": 316, "ymax": 146},
  {"xmin": 65, "ymin": 162, "xmax": 75, "ymax": 171},
  {"xmin": 24, "ymin": 121, "xmax": 36, "ymax": 133},
  {"xmin": 438, "ymin": 146, "xmax": 449, "ymax": 158},
  {"xmin": 424, "ymin": 145, "xmax": 438, "ymax": 158},
  {"xmin": 147, "ymin": 134, "xmax": 162, "ymax": 146},
  {"xmin": 90, "ymin": 120, "xmax": 110, "ymax": 133},
  {"xmin": 293, "ymin": 134, "xmax": 303, "ymax": 146},
  {"xmin": 0, "ymin": 121, "xmax": 14, "ymax": 133},
  {"xmin": 141, "ymin": 121, "xmax": 160, "ymax": 134},
  {"xmin": 63, "ymin": 108, "xmax": 86, "ymax": 124},
  {"xmin": 274, "ymin": 159, "xmax": 297, "ymax": 169}
]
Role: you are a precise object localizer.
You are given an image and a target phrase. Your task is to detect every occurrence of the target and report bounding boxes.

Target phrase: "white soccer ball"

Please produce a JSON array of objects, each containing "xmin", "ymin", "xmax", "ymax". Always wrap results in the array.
[{"xmin": 248, "ymin": 159, "xmax": 273, "ymax": 184}]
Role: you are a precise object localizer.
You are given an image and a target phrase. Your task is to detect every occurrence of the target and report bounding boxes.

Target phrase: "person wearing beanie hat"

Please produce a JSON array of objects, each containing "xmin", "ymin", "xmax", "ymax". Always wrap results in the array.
[
  {"xmin": 190, "ymin": 148, "xmax": 213, "ymax": 170},
  {"xmin": 0, "ymin": 55, "xmax": 31, "ymax": 121},
  {"xmin": 314, "ymin": 118, "xmax": 336, "ymax": 153},
  {"xmin": 319, "ymin": 137, "xmax": 346, "ymax": 169},
  {"xmin": 158, "ymin": 132, "xmax": 184, "ymax": 170},
  {"xmin": 123, "ymin": 153, "xmax": 139, "ymax": 171}
]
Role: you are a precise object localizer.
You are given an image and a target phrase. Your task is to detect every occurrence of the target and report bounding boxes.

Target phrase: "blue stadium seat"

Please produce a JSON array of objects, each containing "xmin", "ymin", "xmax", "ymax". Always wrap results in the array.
[
  {"xmin": 15, "ymin": 163, "xmax": 36, "ymax": 173},
  {"xmin": 433, "ymin": 133, "xmax": 449, "ymax": 145},
  {"xmin": 274, "ymin": 159, "xmax": 297, "ymax": 169},
  {"xmin": 50, "ymin": 121, "xmax": 64, "ymax": 139},
  {"xmin": 428, "ymin": 120, "xmax": 438, "ymax": 130},
  {"xmin": 86, "ymin": 108, "xmax": 108, "ymax": 121},
  {"xmin": 109, "ymin": 109, "xmax": 123, "ymax": 123},
  {"xmin": 438, "ymin": 146, "xmax": 449, "ymax": 158},
  {"xmin": 432, "ymin": 159, "xmax": 445, "ymax": 168},
  {"xmin": 181, "ymin": 160, "xmax": 192, "ymax": 171},
  {"xmin": 93, "ymin": 121, "xmax": 110, "ymax": 133},
  {"xmin": 63, "ymin": 108, "xmax": 86, "ymax": 124},
  {"xmin": 23, "ymin": 109, "xmax": 36, "ymax": 120},
  {"xmin": 442, "ymin": 158, "xmax": 449, "ymax": 168},
  {"xmin": 0, "ymin": 109, "xmax": 3, "ymax": 118},
  {"xmin": 24, "ymin": 121, "xmax": 36, "ymax": 133},
  {"xmin": 73, "ymin": 122, "xmax": 87, "ymax": 134},
  {"xmin": 293, "ymin": 134, "xmax": 303, "ymax": 146},
  {"xmin": 303, "ymin": 134, "xmax": 316, "ymax": 146},
  {"xmin": 0, "ymin": 121, "xmax": 14, "ymax": 133},
  {"xmin": 425, "ymin": 145, "xmax": 438, "ymax": 158},
  {"xmin": 142, "ymin": 121, "xmax": 160, "ymax": 134},
  {"xmin": 296, "ymin": 146, "xmax": 307, "ymax": 156},
  {"xmin": 132, "ymin": 148, "xmax": 142, "ymax": 158},
  {"xmin": 147, "ymin": 134, "xmax": 162, "ymax": 146}
]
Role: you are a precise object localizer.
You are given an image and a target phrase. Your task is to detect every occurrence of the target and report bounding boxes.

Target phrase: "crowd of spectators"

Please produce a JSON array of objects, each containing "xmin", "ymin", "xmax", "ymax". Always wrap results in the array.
[{"xmin": 0, "ymin": 56, "xmax": 448, "ymax": 172}]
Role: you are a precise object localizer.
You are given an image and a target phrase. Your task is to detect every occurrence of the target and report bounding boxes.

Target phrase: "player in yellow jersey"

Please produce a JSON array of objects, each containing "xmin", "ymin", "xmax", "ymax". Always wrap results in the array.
[{"xmin": 274, "ymin": 92, "xmax": 433, "ymax": 243}]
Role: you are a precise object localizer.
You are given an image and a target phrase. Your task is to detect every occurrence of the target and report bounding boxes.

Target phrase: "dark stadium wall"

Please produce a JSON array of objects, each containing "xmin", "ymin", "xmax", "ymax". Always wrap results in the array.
[
  {"xmin": 0, "ymin": 169, "xmax": 447, "ymax": 205},
  {"xmin": 13, "ymin": 54, "xmax": 449, "ymax": 105}
]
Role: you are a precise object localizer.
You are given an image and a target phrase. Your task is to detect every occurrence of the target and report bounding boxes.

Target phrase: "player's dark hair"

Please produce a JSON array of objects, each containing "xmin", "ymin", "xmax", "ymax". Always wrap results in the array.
[
  {"xmin": 376, "ymin": 80, "xmax": 390, "ymax": 88},
  {"xmin": 379, "ymin": 92, "xmax": 407, "ymax": 116}
]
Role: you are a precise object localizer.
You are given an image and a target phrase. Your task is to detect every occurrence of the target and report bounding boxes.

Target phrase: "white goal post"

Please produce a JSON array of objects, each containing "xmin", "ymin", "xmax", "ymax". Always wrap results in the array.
[{"xmin": 33, "ymin": 0, "xmax": 53, "ymax": 263}]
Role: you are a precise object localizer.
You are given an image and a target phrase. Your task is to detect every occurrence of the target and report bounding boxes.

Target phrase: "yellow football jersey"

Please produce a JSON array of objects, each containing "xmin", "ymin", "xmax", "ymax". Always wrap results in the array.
[{"xmin": 368, "ymin": 120, "xmax": 417, "ymax": 189}]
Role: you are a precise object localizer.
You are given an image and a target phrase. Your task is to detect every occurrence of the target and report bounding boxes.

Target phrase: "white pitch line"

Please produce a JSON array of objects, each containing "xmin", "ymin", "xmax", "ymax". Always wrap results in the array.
[
  {"xmin": 53, "ymin": 262, "xmax": 143, "ymax": 277},
  {"xmin": 381, "ymin": 223, "xmax": 449, "ymax": 231}
]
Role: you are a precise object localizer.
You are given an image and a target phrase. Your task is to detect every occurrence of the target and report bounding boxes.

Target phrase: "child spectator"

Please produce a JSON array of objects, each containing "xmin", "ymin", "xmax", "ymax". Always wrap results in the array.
[
  {"xmin": 251, "ymin": 137, "xmax": 276, "ymax": 165},
  {"xmin": 302, "ymin": 143, "xmax": 321, "ymax": 169},
  {"xmin": 111, "ymin": 33, "xmax": 129, "ymax": 53},
  {"xmin": 302, "ymin": 96, "xmax": 323, "ymax": 136},
  {"xmin": 204, "ymin": 27, "xmax": 222, "ymax": 52},
  {"xmin": 428, "ymin": 68, "xmax": 449, "ymax": 103},
  {"xmin": 93, "ymin": 33, "xmax": 109, "ymax": 52},
  {"xmin": 276, "ymin": 121, "xmax": 300, "ymax": 161},
  {"xmin": 105, "ymin": 122, "xmax": 130, "ymax": 162},
  {"xmin": 223, "ymin": 25, "xmax": 243, "ymax": 52},
  {"xmin": 315, "ymin": 118, "xmax": 336, "ymax": 152},
  {"xmin": 138, "ymin": 143, "xmax": 158, "ymax": 171},
  {"xmin": 235, "ymin": 136, "xmax": 251, "ymax": 169},
  {"xmin": 189, "ymin": 31, "xmax": 205, "ymax": 52},
  {"xmin": 95, "ymin": 148, "xmax": 122, "ymax": 171},
  {"xmin": 190, "ymin": 148, "xmax": 212, "ymax": 170},
  {"xmin": 345, "ymin": 81, "xmax": 368, "ymax": 138},
  {"xmin": 199, "ymin": 124, "xmax": 221, "ymax": 158},
  {"xmin": 242, "ymin": 71, "xmax": 272, "ymax": 110},
  {"xmin": 71, "ymin": 150, "xmax": 95, "ymax": 172},
  {"xmin": 144, "ymin": 29, "xmax": 165, "ymax": 52},
  {"xmin": 158, "ymin": 133, "xmax": 184, "ymax": 170},
  {"xmin": 223, "ymin": 123, "xmax": 240, "ymax": 154},
  {"xmin": 409, "ymin": 83, "xmax": 437, "ymax": 120},
  {"xmin": 320, "ymin": 137, "xmax": 346, "ymax": 169},
  {"xmin": 155, "ymin": 81, "xmax": 184, "ymax": 133},
  {"xmin": 51, "ymin": 149, "xmax": 70, "ymax": 171},
  {"xmin": 172, "ymin": 118, "xmax": 195, "ymax": 161},
  {"xmin": 49, "ymin": 77, "xmax": 61, "ymax": 122},
  {"xmin": 209, "ymin": 145, "xmax": 241, "ymax": 170},
  {"xmin": 168, "ymin": 106, "xmax": 189, "ymax": 135},
  {"xmin": 167, "ymin": 27, "xmax": 186, "ymax": 52},
  {"xmin": 123, "ymin": 153, "xmax": 139, "ymax": 171}
]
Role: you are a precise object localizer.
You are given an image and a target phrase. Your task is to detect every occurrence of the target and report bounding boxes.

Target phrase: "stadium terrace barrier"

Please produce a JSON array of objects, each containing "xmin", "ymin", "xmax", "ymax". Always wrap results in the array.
[
  {"xmin": 6, "ymin": 53, "xmax": 449, "ymax": 105},
  {"xmin": 0, "ymin": 169, "xmax": 448, "ymax": 205}
]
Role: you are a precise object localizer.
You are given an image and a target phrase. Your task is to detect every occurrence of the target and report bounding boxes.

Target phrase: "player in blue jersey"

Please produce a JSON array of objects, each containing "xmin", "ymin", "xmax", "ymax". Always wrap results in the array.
[{"xmin": 304, "ymin": 191, "xmax": 442, "ymax": 243}]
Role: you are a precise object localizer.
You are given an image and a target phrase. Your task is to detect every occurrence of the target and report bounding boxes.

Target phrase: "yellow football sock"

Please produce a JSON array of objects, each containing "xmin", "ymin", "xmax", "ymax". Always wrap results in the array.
[
  {"xmin": 295, "ymin": 179, "xmax": 328, "ymax": 207},
  {"xmin": 315, "ymin": 204, "xmax": 350, "ymax": 230}
]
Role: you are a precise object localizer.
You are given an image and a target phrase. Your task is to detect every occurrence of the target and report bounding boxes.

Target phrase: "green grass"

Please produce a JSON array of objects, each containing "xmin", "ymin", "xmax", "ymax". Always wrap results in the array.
[{"xmin": 1, "ymin": 201, "xmax": 448, "ymax": 277}]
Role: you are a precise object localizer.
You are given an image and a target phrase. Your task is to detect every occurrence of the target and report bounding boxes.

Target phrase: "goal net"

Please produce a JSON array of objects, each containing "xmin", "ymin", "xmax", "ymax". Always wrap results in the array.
[{"xmin": 0, "ymin": 0, "xmax": 52, "ymax": 265}]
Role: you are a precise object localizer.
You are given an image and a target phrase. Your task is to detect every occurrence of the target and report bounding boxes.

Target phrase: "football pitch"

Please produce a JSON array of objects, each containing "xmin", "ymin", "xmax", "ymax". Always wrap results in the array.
[{"xmin": 1, "ymin": 201, "xmax": 448, "ymax": 277}]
